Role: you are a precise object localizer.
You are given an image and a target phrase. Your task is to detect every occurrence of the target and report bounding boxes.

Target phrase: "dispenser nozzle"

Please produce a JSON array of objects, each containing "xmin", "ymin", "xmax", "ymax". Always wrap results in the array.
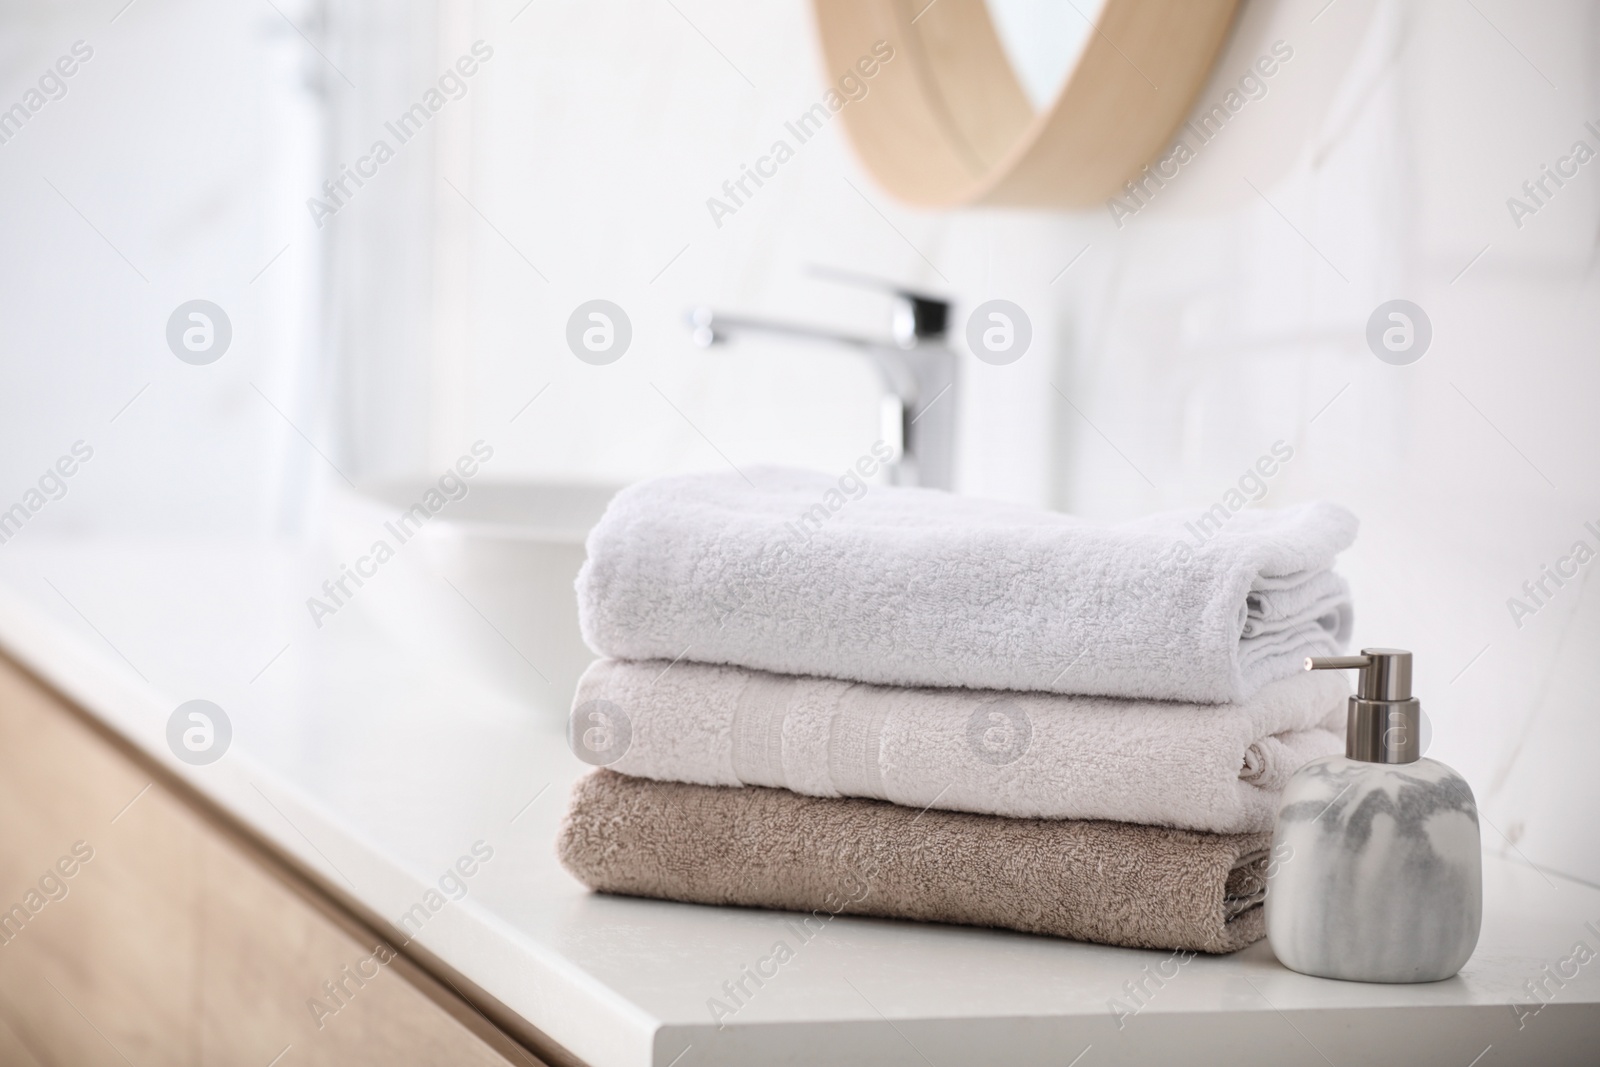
[
  {"xmin": 1306, "ymin": 648, "xmax": 1421, "ymax": 763},
  {"xmin": 1306, "ymin": 655, "xmax": 1372, "ymax": 671}
]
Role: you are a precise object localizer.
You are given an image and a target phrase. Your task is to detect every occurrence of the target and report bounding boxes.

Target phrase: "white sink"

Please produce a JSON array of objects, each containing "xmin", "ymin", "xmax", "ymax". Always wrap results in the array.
[{"xmin": 329, "ymin": 481, "xmax": 619, "ymax": 716}]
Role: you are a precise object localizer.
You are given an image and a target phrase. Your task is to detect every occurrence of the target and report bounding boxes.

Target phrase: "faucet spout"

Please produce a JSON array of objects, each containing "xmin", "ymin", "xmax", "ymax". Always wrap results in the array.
[
  {"xmin": 684, "ymin": 273, "xmax": 958, "ymax": 490},
  {"xmin": 687, "ymin": 307, "xmax": 921, "ymax": 411}
]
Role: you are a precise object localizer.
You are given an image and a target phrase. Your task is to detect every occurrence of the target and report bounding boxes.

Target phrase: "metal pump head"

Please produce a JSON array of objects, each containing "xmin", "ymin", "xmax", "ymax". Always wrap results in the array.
[{"xmin": 1306, "ymin": 648, "xmax": 1421, "ymax": 764}]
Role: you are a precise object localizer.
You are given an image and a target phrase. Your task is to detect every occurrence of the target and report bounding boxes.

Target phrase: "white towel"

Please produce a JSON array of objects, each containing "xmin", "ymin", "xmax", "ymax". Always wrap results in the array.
[
  {"xmin": 574, "ymin": 659, "xmax": 1349, "ymax": 834},
  {"xmin": 576, "ymin": 468, "xmax": 1357, "ymax": 703}
]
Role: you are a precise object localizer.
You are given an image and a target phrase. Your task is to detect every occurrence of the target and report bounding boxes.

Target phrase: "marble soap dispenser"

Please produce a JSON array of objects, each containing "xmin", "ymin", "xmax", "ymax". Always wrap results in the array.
[{"xmin": 1265, "ymin": 648, "xmax": 1481, "ymax": 983}]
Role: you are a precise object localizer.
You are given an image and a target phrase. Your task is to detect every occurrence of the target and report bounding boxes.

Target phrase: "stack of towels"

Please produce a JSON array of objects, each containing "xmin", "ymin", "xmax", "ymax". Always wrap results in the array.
[{"xmin": 556, "ymin": 468, "xmax": 1358, "ymax": 954}]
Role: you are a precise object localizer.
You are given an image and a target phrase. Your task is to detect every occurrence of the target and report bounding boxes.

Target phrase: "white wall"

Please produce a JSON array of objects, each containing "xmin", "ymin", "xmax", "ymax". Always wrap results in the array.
[{"xmin": 0, "ymin": 0, "xmax": 324, "ymax": 538}]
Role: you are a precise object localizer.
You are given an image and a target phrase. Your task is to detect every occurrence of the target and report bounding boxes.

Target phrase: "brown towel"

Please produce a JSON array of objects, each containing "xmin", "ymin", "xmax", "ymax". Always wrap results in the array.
[{"xmin": 557, "ymin": 770, "xmax": 1272, "ymax": 954}]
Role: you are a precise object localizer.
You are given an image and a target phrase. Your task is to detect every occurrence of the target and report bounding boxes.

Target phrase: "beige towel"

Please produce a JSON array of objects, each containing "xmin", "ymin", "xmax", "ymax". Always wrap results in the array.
[{"xmin": 557, "ymin": 770, "xmax": 1272, "ymax": 954}]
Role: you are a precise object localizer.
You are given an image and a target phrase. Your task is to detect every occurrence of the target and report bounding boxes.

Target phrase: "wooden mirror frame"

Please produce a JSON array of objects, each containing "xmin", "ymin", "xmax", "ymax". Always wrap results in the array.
[{"xmin": 811, "ymin": 0, "xmax": 1239, "ymax": 208}]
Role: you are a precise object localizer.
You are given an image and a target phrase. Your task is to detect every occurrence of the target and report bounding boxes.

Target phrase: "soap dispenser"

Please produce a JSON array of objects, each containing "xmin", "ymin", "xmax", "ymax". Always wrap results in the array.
[{"xmin": 1265, "ymin": 648, "xmax": 1481, "ymax": 983}]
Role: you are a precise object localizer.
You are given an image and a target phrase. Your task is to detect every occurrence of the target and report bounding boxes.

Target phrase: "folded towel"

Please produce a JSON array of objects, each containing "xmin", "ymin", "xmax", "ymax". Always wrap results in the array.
[
  {"xmin": 576, "ymin": 468, "xmax": 1356, "ymax": 703},
  {"xmin": 574, "ymin": 659, "xmax": 1347, "ymax": 833},
  {"xmin": 557, "ymin": 770, "xmax": 1273, "ymax": 953}
]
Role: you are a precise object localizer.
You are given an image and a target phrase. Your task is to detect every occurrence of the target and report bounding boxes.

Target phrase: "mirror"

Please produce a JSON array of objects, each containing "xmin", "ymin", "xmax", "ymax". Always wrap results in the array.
[
  {"xmin": 810, "ymin": 0, "xmax": 1238, "ymax": 209},
  {"xmin": 985, "ymin": 0, "xmax": 1106, "ymax": 112}
]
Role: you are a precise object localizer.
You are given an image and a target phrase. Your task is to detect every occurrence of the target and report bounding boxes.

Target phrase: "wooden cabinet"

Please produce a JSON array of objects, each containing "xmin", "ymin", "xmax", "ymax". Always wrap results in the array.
[{"xmin": 0, "ymin": 655, "xmax": 544, "ymax": 1066}]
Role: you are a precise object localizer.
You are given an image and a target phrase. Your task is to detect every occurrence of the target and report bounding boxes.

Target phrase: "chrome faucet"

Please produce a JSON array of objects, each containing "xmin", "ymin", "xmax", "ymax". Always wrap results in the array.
[{"xmin": 687, "ymin": 269, "xmax": 958, "ymax": 490}]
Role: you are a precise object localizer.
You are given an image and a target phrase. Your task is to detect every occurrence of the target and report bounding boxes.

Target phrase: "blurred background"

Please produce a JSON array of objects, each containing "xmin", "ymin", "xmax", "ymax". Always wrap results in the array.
[{"xmin": 1, "ymin": 0, "xmax": 1596, "ymax": 889}]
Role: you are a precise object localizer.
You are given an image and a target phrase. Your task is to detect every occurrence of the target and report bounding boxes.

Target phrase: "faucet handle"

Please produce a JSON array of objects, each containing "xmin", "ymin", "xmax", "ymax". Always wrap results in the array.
[{"xmin": 808, "ymin": 265, "xmax": 949, "ymax": 348}]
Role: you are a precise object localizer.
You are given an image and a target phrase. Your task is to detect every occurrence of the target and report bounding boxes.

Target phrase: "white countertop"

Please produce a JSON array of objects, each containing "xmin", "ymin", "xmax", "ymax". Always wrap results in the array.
[{"xmin": 1, "ymin": 540, "xmax": 1596, "ymax": 1066}]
